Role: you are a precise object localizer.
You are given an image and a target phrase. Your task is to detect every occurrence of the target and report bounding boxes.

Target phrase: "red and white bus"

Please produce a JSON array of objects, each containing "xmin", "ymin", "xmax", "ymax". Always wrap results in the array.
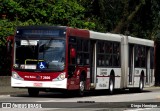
[{"xmin": 10, "ymin": 26, "xmax": 155, "ymax": 96}]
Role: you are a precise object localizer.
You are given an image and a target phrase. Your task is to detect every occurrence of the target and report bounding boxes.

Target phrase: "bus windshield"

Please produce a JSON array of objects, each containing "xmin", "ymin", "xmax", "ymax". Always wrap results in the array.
[{"xmin": 14, "ymin": 38, "xmax": 66, "ymax": 71}]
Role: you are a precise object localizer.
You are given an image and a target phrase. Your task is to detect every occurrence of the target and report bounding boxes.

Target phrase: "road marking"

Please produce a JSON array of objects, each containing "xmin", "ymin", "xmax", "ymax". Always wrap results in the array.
[
  {"xmin": 36, "ymin": 100, "xmax": 58, "ymax": 102},
  {"xmin": 124, "ymin": 108, "xmax": 154, "ymax": 111},
  {"xmin": 0, "ymin": 95, "xmax": 10, "ymax": 98}
]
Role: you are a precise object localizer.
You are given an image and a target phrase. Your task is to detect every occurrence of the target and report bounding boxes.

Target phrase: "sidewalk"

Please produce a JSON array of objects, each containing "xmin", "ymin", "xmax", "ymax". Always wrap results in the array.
[
  {"xmin": 0, "ymin": 86, "xmax": 27, "ymax": 95},
  {"xmin": 0, "ymin": 76, "xmax": 27, "ymax": 95}
]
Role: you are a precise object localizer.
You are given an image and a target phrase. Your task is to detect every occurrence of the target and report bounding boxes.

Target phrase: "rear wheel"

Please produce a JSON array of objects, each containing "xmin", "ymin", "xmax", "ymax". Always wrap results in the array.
[
  {"xmin": 130, "ymin": 77, "xmax": 144, "ymax": 93},
  {"xmin": 109, "ymin": 76, "xmax": 114, "ymax": 94},
  {"xmin": 28, "ymin": 88, "xmax": 39, "ymax": 97},
  {"xmin": 138, "ymin": 77, "xmax": 144, "ymax": 92}
]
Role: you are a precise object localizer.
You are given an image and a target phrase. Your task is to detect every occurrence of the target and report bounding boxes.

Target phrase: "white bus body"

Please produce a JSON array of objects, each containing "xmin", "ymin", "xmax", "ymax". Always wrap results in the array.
[{"xmin": 89, "ymin": 31, "xmax": 154, "ymax": 91}]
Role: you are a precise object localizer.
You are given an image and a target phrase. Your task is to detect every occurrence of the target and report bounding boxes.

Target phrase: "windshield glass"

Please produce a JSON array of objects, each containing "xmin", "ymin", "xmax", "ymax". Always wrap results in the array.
[{"xmin": 14, "ymin": 39, "xmax": 66, "ymax": 71}]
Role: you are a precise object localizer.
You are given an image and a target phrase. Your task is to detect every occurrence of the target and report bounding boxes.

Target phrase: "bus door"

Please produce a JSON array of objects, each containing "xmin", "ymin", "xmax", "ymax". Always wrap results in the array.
[
  {"xmin": 129, "ymin": 44, "xmax": 134, "ymax": 85},
  {"xmin": 146, "ymin": 47, "xmax": 150, "ymax": 85},
  {"xmin": 90, "ymin": 40, "xmax": 97, "ymax": 88},
  {"xmin": 68, "ymin": 37, "xmax": 77, "ymax": 78}
]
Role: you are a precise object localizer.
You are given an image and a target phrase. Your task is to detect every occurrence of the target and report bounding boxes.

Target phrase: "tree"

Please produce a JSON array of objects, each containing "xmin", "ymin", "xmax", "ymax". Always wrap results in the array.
[
  {"xmin": 0, "ymin": 0, "xmax": 96, "ymax": 45},
  {"xmin": 150, "ymin": 0, "xmax": 160, "ymax": 40}
]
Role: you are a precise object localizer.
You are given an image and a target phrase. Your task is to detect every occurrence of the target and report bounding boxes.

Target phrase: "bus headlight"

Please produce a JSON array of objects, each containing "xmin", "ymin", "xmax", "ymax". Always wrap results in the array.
[
  {"xmin": 12, "ymin": 71, "xmax": 24, "ymax": 80},
  {"xmin": 53, "ymin": 72, "xmax": 66, "ymax": 81},
  {"xmin": 59, "ymin": 73, "xmax": 65, "ymax": 80}
]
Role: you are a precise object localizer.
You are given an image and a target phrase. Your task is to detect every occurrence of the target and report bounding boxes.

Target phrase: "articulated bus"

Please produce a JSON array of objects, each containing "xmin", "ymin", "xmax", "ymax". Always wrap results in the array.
[{"xmin": 9, "ymin": 26, "xmax": 154, "ymax": 96}]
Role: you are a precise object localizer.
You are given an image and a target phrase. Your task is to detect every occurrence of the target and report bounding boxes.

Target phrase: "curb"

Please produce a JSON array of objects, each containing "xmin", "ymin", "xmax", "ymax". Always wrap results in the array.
[{"xmin": 144, "ymin": 86, "xmax": 160, "ymax": 90}]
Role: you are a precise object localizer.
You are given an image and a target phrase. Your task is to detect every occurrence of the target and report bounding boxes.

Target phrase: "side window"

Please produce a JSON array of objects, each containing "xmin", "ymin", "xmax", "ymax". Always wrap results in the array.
[
  {"xmin": 150, "ymin": 47, "xmax": 154, "ymax": 69},
  {"xmin": 105, "ymin": 42, "xmax": 112, "ymax": 66},
  {"xmin": 113, "ymin": 43, "xmax": 119, "ymax": 54},
  {"xmin": 97, "ymin": 42, "xmax": 105, "ymax": 66},
  {"xmin": 141, "ymin": 46, "xmax": 146, "ymax": 67},
  {"xmin": 68, "ymin": 37, "xmax": 77, "ymax": 65},
  {"xmin": 77, "ymin": 39, "xmax": 90, "ymax": 65},
  {"xmin": 112, "ymin": 43, "xmax": 120, "ymax": 66},
  {"xmin": 77, "ymin": 40, "xmax": 82, "ymax": 51},
  {"xmin": 135, "ymin": 45, "xmax": 146, "ymax": 67},
  {"xmin": 97, "ymin": 41, "xmax": 120, "ymax": 67},
  {"xmin": 135, "ymin": 46, "xmax": 139, "ymax": 67},
  {"xmin": 105, "ymin": 55, "xmax": 112, "ymax": 66},
  {"xmin": 84, "ymin": 53, "xmax": 89, "ymax": 65},
  {"xmin": 77, "ymin": 53, "xmax": 83, "ymax": 65},
  {"xmin": 98, "ymin": 42, "xmax": 105, "ymax": 53},
  {"xmin": 83, "ymin": 40, "xmax": 89, "ymax": 52},
  {"xmin": 105, "ymin": 42, "xmax": 112, "ymax": 53},
  {"xmin": 98, "ymin": 54, "xmax": 105, "ymax": 66}
]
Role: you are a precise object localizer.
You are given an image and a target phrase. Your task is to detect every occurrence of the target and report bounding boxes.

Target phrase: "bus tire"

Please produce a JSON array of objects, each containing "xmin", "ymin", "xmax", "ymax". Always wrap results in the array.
[
  {"xmin": 133, "ymin": 77, "xmax": 144, "ymax": 93},
  {"xmin": 109, "ymin": 76, "xmax": 114, "ymax": 94},
  {"xmin": 28, "ymin": 88, "xmax": 39, "ymax": 97},
  {"xmin": 78, "ymin": 75, "xmax": 85, "ymax": 96},
  {"xmin": 138, "ymin": 77, "xmax": 144, "ymax": 92}
]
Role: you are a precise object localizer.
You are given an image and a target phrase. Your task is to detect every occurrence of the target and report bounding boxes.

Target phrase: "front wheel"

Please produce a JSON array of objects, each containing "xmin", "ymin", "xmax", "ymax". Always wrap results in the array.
[
  {"xmin": 78, "ymin": 76, "xmax": 85, "ymax": 96},
  {"xmin": 28, "ymin": 88, "xmax": 39, "ymax": 97}
]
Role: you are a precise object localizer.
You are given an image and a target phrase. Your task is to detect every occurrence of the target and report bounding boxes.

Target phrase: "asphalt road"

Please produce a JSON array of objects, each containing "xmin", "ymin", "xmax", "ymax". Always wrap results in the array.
[{"xmin": 0, "ymin": 87, "xmax": 160, "ymax": 111}]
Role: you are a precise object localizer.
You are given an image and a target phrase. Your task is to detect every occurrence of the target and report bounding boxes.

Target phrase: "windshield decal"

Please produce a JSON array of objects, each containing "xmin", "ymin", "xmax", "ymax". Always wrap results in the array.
[
  {"xmin": 24, "ymin": 65, "xmax": 36, "ymax": 69},
  {"xmin": 38, "ymin": 62, "xmax": 47, "ymax": 69},
  {"xmin": 21, "ymin": 40, "xmax": 38, "ymax": 46}
]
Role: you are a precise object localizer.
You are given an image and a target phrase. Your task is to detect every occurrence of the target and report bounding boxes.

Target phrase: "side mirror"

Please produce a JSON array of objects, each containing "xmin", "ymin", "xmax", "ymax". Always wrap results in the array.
[{"xmin": 70, "ymin": 48, "xmax": 76, "ymax": 58}]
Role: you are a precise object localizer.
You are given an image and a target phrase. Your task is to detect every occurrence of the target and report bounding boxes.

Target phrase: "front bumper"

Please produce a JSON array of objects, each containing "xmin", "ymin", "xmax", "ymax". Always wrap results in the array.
[{"xmin": 11, "ymin": 77, "xmax": 67, "ymax": 89}]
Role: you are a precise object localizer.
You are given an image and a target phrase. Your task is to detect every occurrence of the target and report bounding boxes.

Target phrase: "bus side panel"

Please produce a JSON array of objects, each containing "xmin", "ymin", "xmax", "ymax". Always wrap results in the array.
[
  {"xmin": 134, "ymin": 68, "xmax": 146, "ymax": 87},
  {"xmin": 95, "ymin": 68, "xmax": 121, "ymax": 89},
  {"xmin": 150, "ymin": 69, "xmax": 155, "ymax": 86}
]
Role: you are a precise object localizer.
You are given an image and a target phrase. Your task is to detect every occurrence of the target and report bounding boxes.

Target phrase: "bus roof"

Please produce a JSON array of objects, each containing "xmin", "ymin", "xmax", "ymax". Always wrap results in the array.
[
  {"xmin": 128, "ymin": 36, "xmax": 154, "ymax": 47},
  {"xmin": 15, "ymin": 26, "xmax": 154, "ymax": 47},
  {"xmin": 89, "ymin": 30, "xmax": 154, "ymax": 47},
  {"xmin": 90, "ymin": 31, "xmax": 123, "ymax": 42}
]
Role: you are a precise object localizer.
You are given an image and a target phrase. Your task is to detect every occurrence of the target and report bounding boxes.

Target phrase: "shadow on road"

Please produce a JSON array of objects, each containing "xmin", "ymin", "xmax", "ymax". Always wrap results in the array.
[{"xmin": 10, "ymin": 89, "xmax": 151, "ymax": 98}]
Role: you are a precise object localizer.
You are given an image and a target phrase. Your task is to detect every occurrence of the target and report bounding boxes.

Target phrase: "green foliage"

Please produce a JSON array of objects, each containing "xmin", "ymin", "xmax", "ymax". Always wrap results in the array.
[
  {"xmin": 0, "ymin": 20, "xmax": 15, "ymax": 46},
  {"xmin": 0, "ymin": 19, "xmax": 43, "ymax": 46},
  {"xmin": 0, "ymin": 0, "xmax": 96, "ymax": 28},
  {"xmin": 151, "ymin": 0, "xmax": 160, "ymax": 40},
  {"xmin": 0, "ymin": 0, "xmax": 160, "ymax": 45},
  {"xmin": 0, "ymin": 0, "xmax": 96, "ymax": 46}
]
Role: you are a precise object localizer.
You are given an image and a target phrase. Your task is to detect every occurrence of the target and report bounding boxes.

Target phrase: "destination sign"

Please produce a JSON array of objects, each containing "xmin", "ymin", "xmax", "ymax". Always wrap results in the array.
[{"xmin": 16, "ymin": 29, "xmax": 64, "ymax": 36}]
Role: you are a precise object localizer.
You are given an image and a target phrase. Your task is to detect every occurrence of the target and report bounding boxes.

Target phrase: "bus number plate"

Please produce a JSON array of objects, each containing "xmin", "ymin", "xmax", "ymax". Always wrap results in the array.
[{"xmin": 33, "ymin": 83, "xmax": 42, "ymax": 87}]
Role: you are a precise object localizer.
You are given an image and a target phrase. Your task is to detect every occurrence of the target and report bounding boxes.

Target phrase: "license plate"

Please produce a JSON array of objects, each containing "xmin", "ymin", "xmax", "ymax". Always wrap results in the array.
[{"xmin": 33, "ymin": 83, "xmax": 42, "ymax": 87}]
